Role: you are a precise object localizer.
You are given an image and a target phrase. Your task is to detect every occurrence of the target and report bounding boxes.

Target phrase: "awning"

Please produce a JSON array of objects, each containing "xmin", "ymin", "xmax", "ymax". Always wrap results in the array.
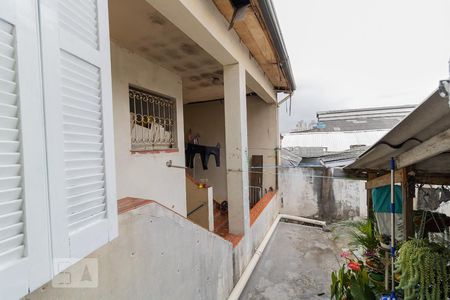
[{"xmin": 346, "ymin": 90, "xmax": 450, "ymax": 174}]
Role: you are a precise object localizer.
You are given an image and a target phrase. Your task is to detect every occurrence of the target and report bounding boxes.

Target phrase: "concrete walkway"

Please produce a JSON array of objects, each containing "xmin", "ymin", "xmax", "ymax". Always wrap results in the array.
[{"xmin": 239, "ymin": 221, "xmax": 342, "ymax": 300}]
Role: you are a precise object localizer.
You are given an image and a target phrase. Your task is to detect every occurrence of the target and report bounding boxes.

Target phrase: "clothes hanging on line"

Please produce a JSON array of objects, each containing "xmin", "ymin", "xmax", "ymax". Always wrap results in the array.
[{"xmin": 185, "ymin": 143, "xmax": 220, "ymax": 170}]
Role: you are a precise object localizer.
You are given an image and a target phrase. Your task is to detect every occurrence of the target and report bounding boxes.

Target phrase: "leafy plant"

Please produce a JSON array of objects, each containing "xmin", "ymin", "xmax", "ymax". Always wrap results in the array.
[
  {"xmin": 348, "ymin": 268, "xmax": 376, "ymax": 300},
  {"xmin": 331, "ymin": 264, "xmax": 352, "ymax": 300},
  {"xmin": 345, "ymin": 218, "xmax": 379, "ymax": 253},
  {"xmin": 331, "ymin": 261, "xmax": 376, "ymax": 300},
  {"xmin": 396, "ymin": 239, "xmax": 450, "ymax": 300}
]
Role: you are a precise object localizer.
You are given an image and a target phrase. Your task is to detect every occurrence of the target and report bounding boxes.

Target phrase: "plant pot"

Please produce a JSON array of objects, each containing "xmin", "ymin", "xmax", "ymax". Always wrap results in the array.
[{"xmin": 368, "ymin": 272, "xmax": 384, "ymax": 286}]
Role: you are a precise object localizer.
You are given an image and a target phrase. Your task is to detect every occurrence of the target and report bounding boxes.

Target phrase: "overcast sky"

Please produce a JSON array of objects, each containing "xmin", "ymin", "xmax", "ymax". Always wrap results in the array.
[{"xmin": 273, "ymin": 0, "xmax": 450, "ymax": 133}]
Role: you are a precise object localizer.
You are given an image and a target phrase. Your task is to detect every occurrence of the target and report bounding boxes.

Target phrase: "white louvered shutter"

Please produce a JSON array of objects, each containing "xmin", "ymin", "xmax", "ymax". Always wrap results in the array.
[
  {"xmin": 39, "ymin": 0, "xmax": 118, "ymax": 261},
  {"xmin": 0, "ymin": 1, "xmax": 52, "ymax": 299}
]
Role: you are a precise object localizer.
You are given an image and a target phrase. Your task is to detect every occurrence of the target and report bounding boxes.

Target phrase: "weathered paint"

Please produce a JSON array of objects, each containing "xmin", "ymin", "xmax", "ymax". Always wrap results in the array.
[
  {"xmin": 26, "ymin": 202, "xmax": 234, "ymax": 300},
  {"xmin": 279, "ymin": 167, "xmax": 367, "ymax": 221},
  {"xmin": 145, "ymin": 0, "xmax": 277, "ymax": 103},
  {"xmin": 224, "ymin": 63, "xmax": 250, "ymax": 235}
]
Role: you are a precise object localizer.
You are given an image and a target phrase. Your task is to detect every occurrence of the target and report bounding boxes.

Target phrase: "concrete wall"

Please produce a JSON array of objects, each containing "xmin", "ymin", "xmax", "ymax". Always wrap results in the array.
[
  {"xmin": 279, "ymin": 167, "xmax": 367, "ymax": 221},
  {"xmin": 233, "ymin": 194, "xmax": 281, "ymax": 282},
  {"xmin": 111, "ymin": 42, "xmax": 187, "ymax": 215},
  {"xmin": 246, "ymin": 95, "xmax": 278, "ymax": 192},
  {"xmin": 27, "ymin": 202, "xmax": 234, "ymax": 300},
  {"xmin": 183, "ymin": 95, "xmax": 278, "ymax": 203}
]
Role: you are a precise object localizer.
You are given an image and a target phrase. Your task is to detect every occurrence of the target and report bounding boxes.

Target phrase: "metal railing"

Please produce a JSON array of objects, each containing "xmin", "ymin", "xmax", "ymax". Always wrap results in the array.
[
  {"xmin": 129, "ymin": 86, "xmax": 176, "ymax": 150},
  {"xmin": 187, "ymin": 203, "xmax": 205, "ymax": 217},
  {"xmin": 249, "ymin": 186, "xmax": 262, "ymax": 208}
]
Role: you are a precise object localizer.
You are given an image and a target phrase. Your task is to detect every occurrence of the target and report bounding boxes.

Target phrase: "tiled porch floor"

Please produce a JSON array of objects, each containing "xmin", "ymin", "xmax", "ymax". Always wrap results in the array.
[{"xmin": 214, "ymin": 192, "xmax": 277, "ymax": 247}]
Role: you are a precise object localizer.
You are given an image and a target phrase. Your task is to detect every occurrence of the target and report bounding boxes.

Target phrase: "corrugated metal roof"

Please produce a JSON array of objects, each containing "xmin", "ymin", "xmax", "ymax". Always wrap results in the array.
[
  {"xmin": 347, "ymin": 90, "xmax": 450, "ymax": 173},
  {"xmin": 314, "ymin": 105, "xmax": 415, "ymax": 132},
  {"xmin": 281, "ymin": 130, "xmax": 388, "ymax": 152},
  {"xmin": 281, "ymin": 146, "xmax": 368, "ymax": 168},
  {"xmin": 280, "ymin": 148, "xmax": 302, "ymax": 167},
  {"xmin": 291, "ymin": 105, "xmax": 415, "ymax": 133},
  {"xmin": 310, "ymin": 117, "xmax": 406, "ymax": 132},
  {"xmin": 317, "ymin": 105, "xmax": 416, "ymax": 119},
  {"xmin": 319, "ymin": 146, "xmax": 368, "ymax": 168}
]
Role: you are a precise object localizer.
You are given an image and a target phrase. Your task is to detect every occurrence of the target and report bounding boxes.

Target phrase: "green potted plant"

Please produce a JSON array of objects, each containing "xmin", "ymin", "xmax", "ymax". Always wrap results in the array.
[
  {"xmin": 396, "ymin": 239, "xmax": 450, "ymax": 300},
  {"xmin": 345, "ymin": 218, "xmax": 379, "ymax": 255},
  {"xmin": 331, "ymin": 252, "xmax": 377, "ymax": 300}
]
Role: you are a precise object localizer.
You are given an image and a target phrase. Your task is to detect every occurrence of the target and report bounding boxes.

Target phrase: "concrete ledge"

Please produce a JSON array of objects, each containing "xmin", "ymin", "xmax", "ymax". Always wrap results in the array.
[
  {"xmin": 28, "ymin": 200, "xmax": 234, "ymax": 300},
  {"xmin": 118, "ymin": 197, "xmax": 154, "ymax": 214},
  {"xmin": 250, "ymin": 191, "xmax": 277, "ymax": 226}
]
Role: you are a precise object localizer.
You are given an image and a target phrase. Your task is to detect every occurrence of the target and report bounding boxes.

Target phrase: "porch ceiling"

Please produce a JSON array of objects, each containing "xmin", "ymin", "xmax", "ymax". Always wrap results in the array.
[{"xmin": 109, "ymin": 0, "xmax": 228, "ymax": 103}]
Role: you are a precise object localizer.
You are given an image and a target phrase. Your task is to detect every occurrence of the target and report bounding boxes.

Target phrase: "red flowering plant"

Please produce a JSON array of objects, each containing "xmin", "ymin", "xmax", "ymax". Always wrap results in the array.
[
  {"xmin": 340, "ymin": 249, "xmax": 362, "ymax": 273},
  {"xmin": 347, "ymin": 261, "xmax": 361, "ymax": 272},
  {"xmin": 331, "ymin": 250, "xmax": 376, "ymax": 300}
]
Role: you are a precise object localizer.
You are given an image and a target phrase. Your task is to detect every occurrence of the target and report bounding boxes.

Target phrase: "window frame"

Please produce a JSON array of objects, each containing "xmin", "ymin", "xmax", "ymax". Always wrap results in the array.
[{"xmin": 128, "ymin": 85, "xmax": 178, "ymax": 152}]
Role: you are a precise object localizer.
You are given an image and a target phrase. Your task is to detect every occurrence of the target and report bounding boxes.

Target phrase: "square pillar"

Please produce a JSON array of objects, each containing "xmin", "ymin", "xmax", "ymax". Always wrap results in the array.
[{"xmin": 224, "ymin": 63, "xmax": 250, "ymax": 236}]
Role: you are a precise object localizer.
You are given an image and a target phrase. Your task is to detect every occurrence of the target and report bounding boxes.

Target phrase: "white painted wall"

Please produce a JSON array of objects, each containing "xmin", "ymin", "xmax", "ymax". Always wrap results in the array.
[
  {"xmin": 282, "ymin": 130, "xmax": 388, "ymax": 152},
  {"xmin": 27, "ymin": 202, "xmax": 234, "ymax": 300},
  {"xmin": 247, "ymin": 95, "xmax": 278, "ymax": 191},
  {"xmin": 111, "ymin": 42, "xmax": 187, "ymax": 215},
  {"xmin": 279, "ymin": 167, "xmax": 367, "ymax": 221},
  {"xmin": 186, "ymin": 177, "xmax": 214, "ymax": 231},
  {"xmin": 183, "ymin": 95, "xmax": 278, "ymax": 203},
  {"xmin": 184, "ymin": 101, "xmax": 228, "ymax": 203}
]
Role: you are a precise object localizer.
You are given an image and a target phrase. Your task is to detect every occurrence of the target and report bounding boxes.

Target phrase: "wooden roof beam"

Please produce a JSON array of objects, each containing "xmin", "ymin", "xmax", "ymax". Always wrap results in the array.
[
  {"xmin": 366, "ymin": 169, "xmax": 404, "ymax": 190},
  {"xmin": 415, "ymin": 174, "xmax": 450, "ymax": 186},
  {"xmin": 396, "ymin": 128, "xmax": 450, "ymax": 169}
]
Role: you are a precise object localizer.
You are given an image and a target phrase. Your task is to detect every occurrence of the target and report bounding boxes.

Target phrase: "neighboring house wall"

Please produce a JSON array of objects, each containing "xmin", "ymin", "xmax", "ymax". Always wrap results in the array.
[
  {"xmin": 282, "ymin": 130, "xmax": 388, "ymax": 152},
  {"xmin": 279, "ymin": 168, "xmax": 367, "ymax": 221},
  {"xmin": 27, "ymin": 202, "xmax": 234, "ymax": 300},
  {"xmin": 247, "ymin": 95, "xmax": 278, "ymax": 192},
  {"xmin": 111, "ymin": 42, "xmax": 187, "ymax": 215}
]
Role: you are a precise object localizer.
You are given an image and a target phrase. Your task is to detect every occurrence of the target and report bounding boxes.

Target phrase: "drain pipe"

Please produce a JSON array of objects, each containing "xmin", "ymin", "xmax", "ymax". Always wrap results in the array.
[
  {"xmin": 227, "ymin": 214, "xmax": 326, "ymax": 300},
  {"xmin": 279, "ymin": 214, "xmax": 327, "ymax": 227}
]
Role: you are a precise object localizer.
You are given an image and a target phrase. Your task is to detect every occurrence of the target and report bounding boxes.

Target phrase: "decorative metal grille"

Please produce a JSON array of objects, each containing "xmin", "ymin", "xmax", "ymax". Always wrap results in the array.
[{"xmin": 129, "ymin": 86, "xmax": 176, "ymax": 150}]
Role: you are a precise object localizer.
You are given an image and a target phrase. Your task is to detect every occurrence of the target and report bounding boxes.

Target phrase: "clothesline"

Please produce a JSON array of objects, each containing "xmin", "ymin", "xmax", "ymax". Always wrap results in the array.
[{"xmin": 188, "ymin": 167, "xmax": 360, "ymax": 181}]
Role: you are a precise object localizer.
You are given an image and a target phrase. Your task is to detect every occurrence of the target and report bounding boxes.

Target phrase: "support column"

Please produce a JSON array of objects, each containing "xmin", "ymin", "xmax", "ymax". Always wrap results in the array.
[
  {"xmin": 401, "ymin": 168, "xmax": 414, "ymax": 240},
  {"xmin": 224, "ymin": 63, "xmax": 250, "ymax": 235},
  {"xmin": 367, "ymin": 172, "xmax": 377, "ymax": 220}
]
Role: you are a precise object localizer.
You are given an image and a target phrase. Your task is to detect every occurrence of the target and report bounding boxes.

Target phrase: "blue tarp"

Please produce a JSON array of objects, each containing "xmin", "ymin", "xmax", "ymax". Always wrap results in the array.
[{"xmin": 372, "ymin": 185, "xmax": 402, "ymax": 213}]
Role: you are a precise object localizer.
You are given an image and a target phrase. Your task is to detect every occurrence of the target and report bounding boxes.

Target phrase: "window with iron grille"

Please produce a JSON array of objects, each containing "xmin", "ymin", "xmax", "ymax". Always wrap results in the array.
[{"xmin": 129, "ymin": 86, "xmax": 177, "ymax": 150}]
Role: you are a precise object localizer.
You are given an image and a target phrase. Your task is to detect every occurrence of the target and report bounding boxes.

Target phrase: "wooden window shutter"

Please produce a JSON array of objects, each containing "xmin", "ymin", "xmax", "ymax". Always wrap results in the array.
[
  {"xmin": 0, "ymin": 1, "xmax": 52, "ymax": 299},
  {"xmin": 39, "ymin": 0, "xmax": 118, "ymax": 261}
]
